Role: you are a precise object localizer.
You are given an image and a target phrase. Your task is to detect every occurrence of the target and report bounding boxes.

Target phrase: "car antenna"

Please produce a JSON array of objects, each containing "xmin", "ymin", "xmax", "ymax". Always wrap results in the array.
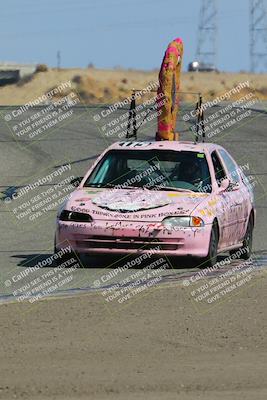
[
  {"xmin": 126, "ymin": 88, "xmax": 157, "ymax": 141},
  {"xmin": 194, "ymin": 93, "xmax": 205, "ymax": 144},
  {"xmin": 126, "ymin": 89, "xmax": 137, "ymax": 140}
]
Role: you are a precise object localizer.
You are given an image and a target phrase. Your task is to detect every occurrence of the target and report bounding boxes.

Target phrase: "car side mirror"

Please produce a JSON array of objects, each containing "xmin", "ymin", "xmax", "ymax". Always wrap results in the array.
[
  {"xmin": 218, "ymin": 178, "xmax": 230, "ymax": 193},
  {"xmin": 70, "ymin": 177, "xmax": 83, "ymax": 187},
  {"xmin": 228, "ymin": 181, "xmax": 240, "ymax": 191}
]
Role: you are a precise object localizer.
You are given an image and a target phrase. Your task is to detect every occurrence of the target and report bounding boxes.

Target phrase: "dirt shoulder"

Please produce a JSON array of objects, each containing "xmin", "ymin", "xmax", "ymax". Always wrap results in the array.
[{"xmin": 0, "ymin": 271, "xmax": 267, "ymax": 400}]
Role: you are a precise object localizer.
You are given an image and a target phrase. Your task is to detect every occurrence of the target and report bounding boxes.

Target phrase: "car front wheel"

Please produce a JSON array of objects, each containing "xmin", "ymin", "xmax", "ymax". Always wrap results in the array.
[
  {"xmin": 230, "ymin": 215, "xmax": 253, "ymax": 260},
  {"xmin": 54, "ymin": 243, "xmax": 81, "ymax": 267},
  {"xmin": 200, "ymin": 224, "xmax": 218, "ymax": 269}
]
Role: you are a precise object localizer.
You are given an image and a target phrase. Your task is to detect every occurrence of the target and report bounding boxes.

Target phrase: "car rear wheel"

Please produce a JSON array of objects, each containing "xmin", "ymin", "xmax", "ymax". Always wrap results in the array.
[{"xmin": 230, "ymin": 215, "xmax": 253, "ymax": 260}]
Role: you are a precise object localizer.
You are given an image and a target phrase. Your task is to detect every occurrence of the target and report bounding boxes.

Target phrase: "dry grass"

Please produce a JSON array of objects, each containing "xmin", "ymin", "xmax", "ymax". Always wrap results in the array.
[{"xmin": 0, "ymin": 67, "xmax": 266, "ymax": 105}]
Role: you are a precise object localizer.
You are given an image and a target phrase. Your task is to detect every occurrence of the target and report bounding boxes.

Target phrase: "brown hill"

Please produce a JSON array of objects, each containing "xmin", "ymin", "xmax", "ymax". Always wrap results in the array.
[{"xmin": 0, "ymin": 67, "xmax": 266, "ymax": 105}]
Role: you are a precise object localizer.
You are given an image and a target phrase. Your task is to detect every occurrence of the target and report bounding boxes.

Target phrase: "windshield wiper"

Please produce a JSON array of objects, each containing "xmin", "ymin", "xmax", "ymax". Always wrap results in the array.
[
  {"xmin": 86, "ymin": 182, "xmax": 196, "ymax": 193},
  {"xmin": 85, "ymin": 183, "xmax": 146, "ymax": 190},
  {"xmin": 154, "ymin": 186, "xmax": 196, "ymax": 193},
  {"xmin": 84, "ymin": 183, "xmax": 115, "ymax": 188}
]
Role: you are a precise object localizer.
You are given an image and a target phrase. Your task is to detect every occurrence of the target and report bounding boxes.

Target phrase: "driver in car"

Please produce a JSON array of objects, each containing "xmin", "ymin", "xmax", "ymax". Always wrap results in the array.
[{"xmin": 170, "ymin": 160, "xmax": 201, "ymax": 186}]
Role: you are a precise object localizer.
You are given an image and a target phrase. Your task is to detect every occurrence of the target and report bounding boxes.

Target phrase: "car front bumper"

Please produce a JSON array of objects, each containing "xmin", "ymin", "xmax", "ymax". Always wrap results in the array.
[{"xmin": 55, "ymin": 219, "xmax": 212, "ymax": 258}]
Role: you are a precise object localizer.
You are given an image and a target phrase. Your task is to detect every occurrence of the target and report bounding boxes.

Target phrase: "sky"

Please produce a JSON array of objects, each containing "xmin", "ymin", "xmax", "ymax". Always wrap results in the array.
[{"xmin": 0, "ymin": 0, "xmax": 259, "ymax": 72}]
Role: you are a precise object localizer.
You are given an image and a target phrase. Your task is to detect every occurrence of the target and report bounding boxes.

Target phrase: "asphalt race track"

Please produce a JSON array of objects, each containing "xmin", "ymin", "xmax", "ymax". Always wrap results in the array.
[{"xmin": 0, "ymin": 101, "xmax": 266, "ymax": 304}]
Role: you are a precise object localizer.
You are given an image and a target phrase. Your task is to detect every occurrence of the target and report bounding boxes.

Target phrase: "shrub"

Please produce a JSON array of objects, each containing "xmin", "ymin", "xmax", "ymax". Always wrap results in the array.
[
  {"xmin": 72, "ymin": 75, "xmax": 82, "ymax": 84},
  {"xmin": 209, "ymin": 89, "xmax": 216, "ymax": 97},
  {"xmin": 35, "ymin": 64, "xmax": 48, "ymax": 73}
]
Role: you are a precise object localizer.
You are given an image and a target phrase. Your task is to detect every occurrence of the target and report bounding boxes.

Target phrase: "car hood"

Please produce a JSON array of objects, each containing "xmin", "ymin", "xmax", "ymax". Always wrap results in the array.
[{"xmin": 66, "ymin": 187, "xmax": 209, "ymax": 222}]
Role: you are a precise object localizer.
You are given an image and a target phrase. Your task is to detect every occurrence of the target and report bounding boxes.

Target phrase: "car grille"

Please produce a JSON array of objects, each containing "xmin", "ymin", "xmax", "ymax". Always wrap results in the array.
[{"xmin": 75, "ymin": 235, "xmax": 184, "ymax": 251}]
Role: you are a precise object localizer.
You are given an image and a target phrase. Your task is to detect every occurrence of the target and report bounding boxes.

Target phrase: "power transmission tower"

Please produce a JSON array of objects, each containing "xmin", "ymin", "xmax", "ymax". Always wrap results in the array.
[
  {"xmin": 196, "ymin": 0, "xmax": 218, "ymax": 67},
  {"xmin": 250, "ymin": 0, "xmax": 267, "ymax": 72}
]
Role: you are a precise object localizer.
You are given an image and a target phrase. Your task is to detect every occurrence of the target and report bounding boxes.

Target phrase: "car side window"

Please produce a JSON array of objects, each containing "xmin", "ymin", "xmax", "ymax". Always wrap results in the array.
[
  {"xmin": 211, "ymin": 151, "xmax": 226, "ymax": 186},
  {"xmin": 218, "ymin": 149, "xmax": 240, "ymax": 183}
]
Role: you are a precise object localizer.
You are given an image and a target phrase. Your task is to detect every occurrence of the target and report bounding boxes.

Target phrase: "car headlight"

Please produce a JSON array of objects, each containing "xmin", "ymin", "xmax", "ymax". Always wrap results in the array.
[
  {"xmin": 59, "ymin": 210, "xmax": 93, "ymax": 222},
  {"xmin": 162, "ymin": 216, "xmax": 204, "ymax": 229}
]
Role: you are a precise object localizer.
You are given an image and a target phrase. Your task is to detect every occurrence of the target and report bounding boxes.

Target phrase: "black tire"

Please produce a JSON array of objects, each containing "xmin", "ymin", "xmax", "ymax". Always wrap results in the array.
[
  {"xmin": 54, "ymin": 234, "xmax": 81, "ymax": 266},
  {"xmin": 200, "ymin": 223, "xmax": 219, "ymax": 268},
  {"xmin": 230, "ymin": 215, "xmax": 253, "ymax": 260},
  {"xmin": 54, "ymin": 247, "xmax": 81, "ymax": 267}
]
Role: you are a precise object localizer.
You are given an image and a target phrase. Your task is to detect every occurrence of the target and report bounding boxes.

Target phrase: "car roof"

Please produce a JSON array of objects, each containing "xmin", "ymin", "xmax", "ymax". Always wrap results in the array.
[{"xmin": 106, "ymin": 140, "xmax": 223, "ymax": 154}]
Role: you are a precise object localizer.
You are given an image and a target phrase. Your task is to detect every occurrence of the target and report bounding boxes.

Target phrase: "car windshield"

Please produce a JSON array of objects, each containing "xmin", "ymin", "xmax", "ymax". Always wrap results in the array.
[{"xmin": 84, "ymin": 149, "xmax": 212, "ymax": 193}]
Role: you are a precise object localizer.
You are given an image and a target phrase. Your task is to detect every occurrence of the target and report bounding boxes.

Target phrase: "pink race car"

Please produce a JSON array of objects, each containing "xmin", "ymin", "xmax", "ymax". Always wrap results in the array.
[{"xmin": 55, "ymin": 141, "xmax": 255, "ymax": 267}]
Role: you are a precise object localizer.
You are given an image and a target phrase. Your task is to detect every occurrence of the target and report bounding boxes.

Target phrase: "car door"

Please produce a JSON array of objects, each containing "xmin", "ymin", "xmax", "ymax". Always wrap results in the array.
[
  {"xmin": 211, "ymin": 150, "xmax": 238, "ymax": 248},
  {"xmin": 218, "ymin": 149, "xmax": 250, "ymax": 243}
]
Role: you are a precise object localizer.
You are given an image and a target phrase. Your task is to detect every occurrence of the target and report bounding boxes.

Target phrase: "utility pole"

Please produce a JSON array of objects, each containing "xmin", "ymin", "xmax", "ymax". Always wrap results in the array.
[
  {"xmin": 57, "ymin": 50, "xmax": 61, "ymax": 70},
  {"xmin": 196, "ymin": 0, "xmax": 218, "ymax": 68},
  {"xmin": 250, "ymin": 0, "xmax": 267, "ymax": 72}
]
